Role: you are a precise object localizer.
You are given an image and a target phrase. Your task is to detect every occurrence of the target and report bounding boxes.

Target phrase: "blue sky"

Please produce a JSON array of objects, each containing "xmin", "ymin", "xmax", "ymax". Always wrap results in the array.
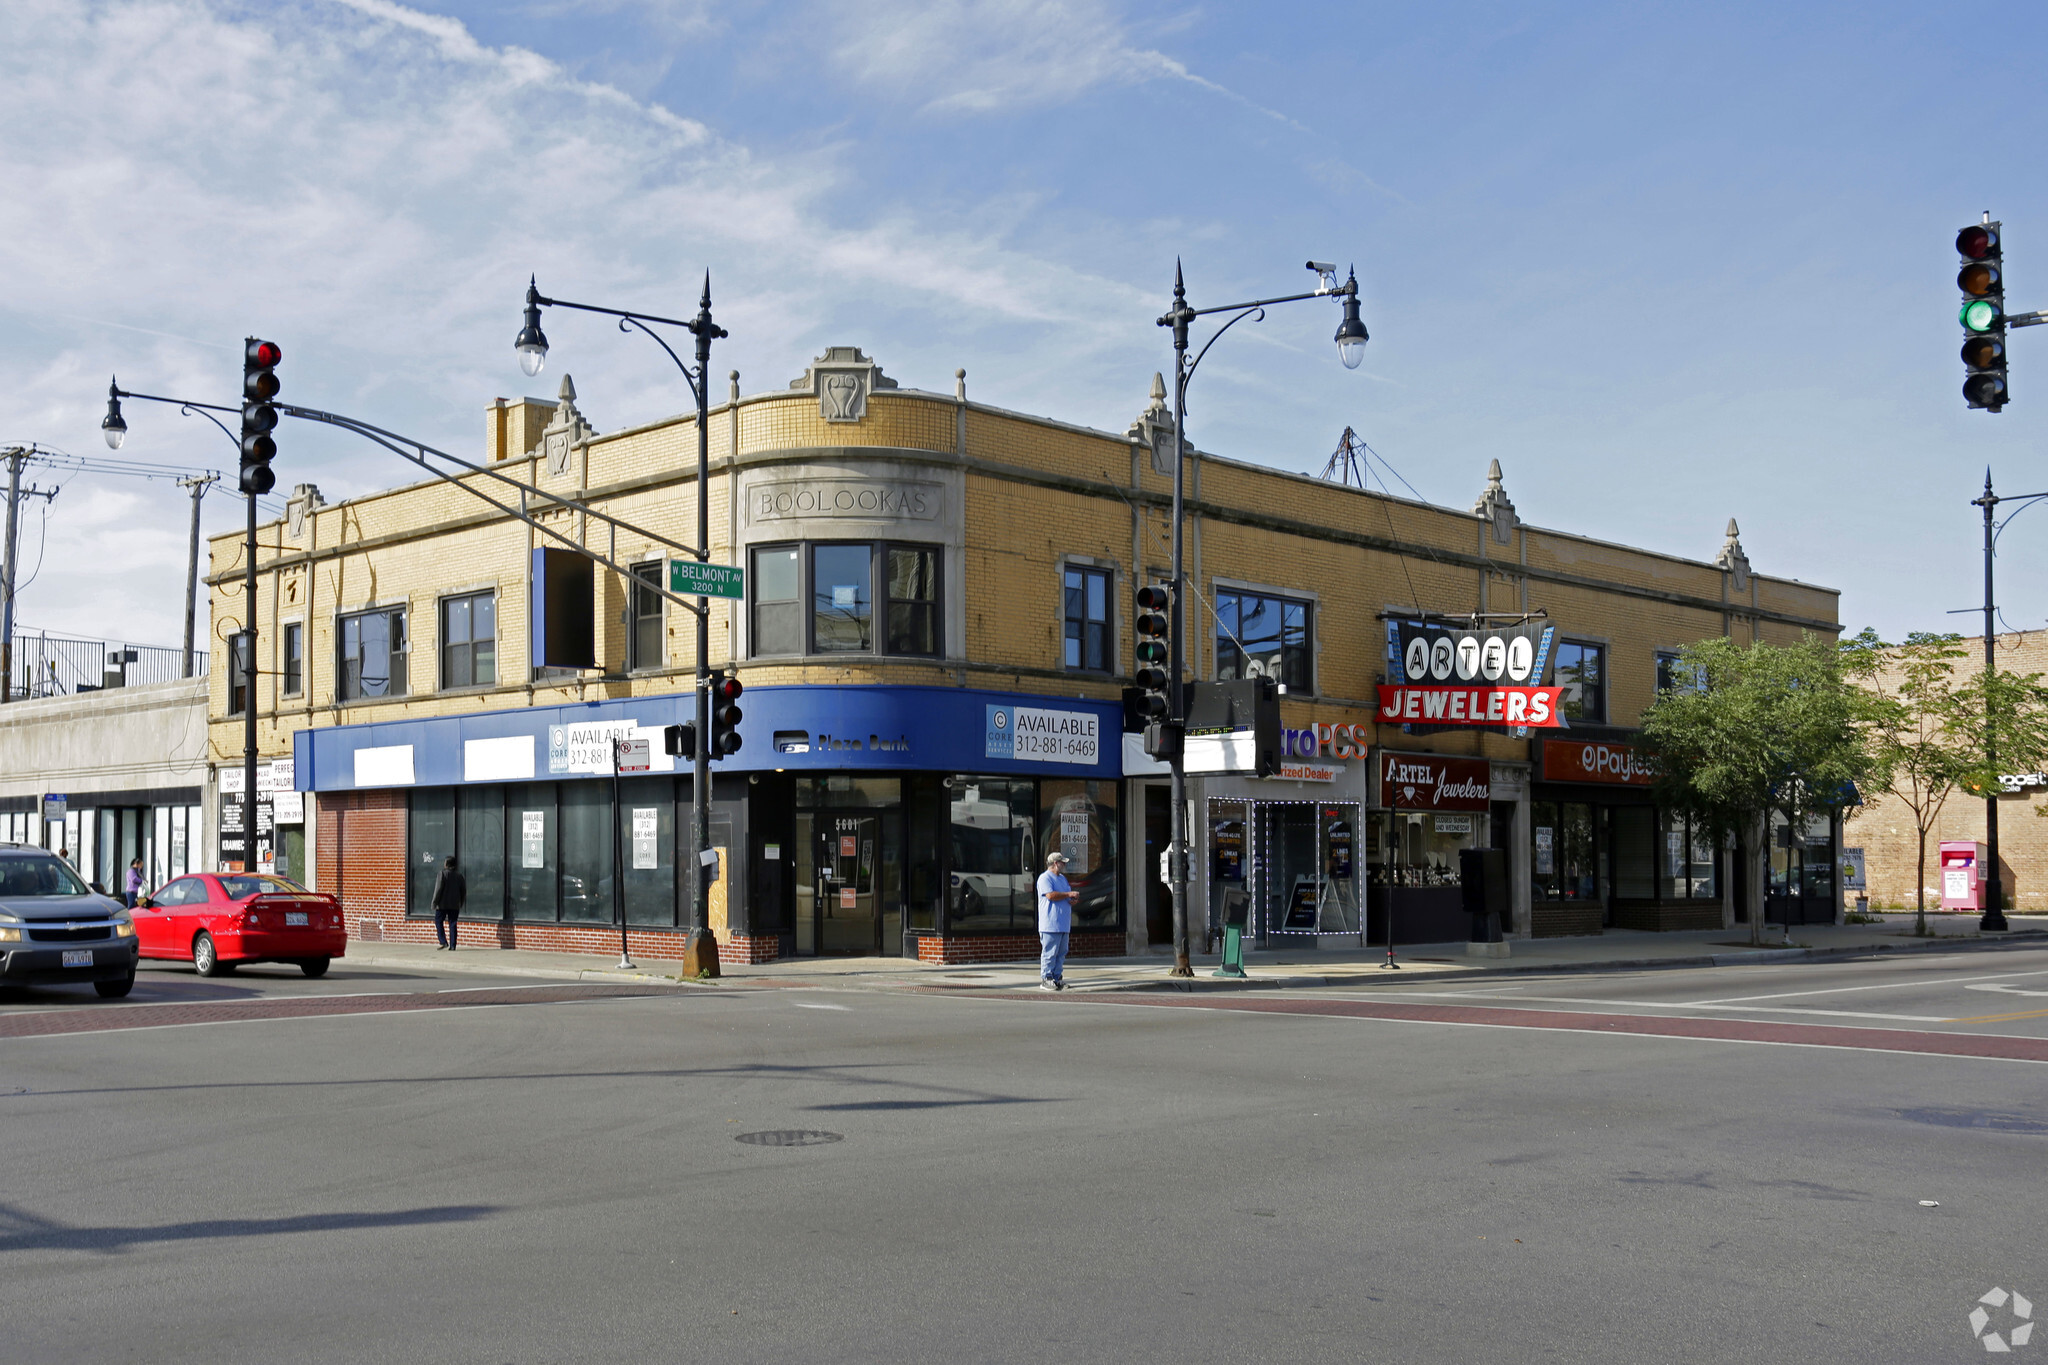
[{"xmin": 4, "ymin": 0, "xmax": 2047, "ymax": 652}]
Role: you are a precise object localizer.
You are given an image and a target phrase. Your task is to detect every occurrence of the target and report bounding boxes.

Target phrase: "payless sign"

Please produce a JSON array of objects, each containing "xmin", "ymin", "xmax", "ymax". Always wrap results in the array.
[
  {"xmin": 1375, "ymin": 753, "xmax": 1492, "ymax": 812},
  {"xmin": 1540, "ymin": 739, "xmax": 1655, "ymax": 785},
  {"xmin": 1378, "ymin": 620, "xmax": 1568, "ymax": 730}
]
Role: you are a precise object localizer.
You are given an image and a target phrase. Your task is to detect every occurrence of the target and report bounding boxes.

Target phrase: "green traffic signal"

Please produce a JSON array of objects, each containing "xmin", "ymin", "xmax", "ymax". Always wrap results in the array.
[{"xmin": 1962, "ymin": 299, "xmax": 2002, "ymax": 333}]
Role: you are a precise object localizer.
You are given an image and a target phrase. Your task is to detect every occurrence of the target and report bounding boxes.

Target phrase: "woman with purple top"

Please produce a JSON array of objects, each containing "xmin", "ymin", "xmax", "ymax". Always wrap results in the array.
[{"xmin": 124, "ymin": 857, "xmax": 145, "ymax": 909}]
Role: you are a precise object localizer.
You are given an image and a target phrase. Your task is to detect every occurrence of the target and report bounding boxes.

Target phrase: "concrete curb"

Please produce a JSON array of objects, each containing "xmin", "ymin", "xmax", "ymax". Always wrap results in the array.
[{"xmin": 341, "ymin": 928, "xmax": 2045, "ymax": 995}]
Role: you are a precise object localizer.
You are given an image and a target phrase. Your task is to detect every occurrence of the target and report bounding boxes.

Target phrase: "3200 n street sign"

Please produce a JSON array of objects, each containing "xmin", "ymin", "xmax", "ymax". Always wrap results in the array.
[{"xmin": 669, "ymin": 559, "xmax": 745, "ymax": 599}]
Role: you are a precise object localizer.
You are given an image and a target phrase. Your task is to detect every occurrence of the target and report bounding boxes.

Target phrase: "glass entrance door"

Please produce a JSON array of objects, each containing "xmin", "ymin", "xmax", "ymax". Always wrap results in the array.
[{"xmin": 800, "ymin": 810, "xmax": 902, "ymax": 955}]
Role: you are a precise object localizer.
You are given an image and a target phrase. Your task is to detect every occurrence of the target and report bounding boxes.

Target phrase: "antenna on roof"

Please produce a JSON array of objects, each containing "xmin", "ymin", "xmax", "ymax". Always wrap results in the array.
[{"xmin": 1321, "ymin": 426, "xmax": 1368, "ymax": 487}]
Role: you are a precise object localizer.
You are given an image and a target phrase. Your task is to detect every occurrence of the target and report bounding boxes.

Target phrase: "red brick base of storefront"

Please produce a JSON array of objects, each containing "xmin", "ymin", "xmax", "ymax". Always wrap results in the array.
[
  {"xmin": 913, "ymin": 931, "xmax": 1124, "ymax": 965},
  {"xmin": 348, "ymin": 916, "xmax": 781, "ymax": 964}
]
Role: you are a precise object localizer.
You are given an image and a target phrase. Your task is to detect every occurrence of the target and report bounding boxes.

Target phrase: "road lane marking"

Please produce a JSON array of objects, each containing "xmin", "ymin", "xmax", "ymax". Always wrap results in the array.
[
  {"xmin": 1946, "ymin": 1007, "xmax": 2048, "ymax": 1025},
  {"xmin": 1685, "ymin": 967, "xmax": 2048, "ymax": 1005},
  {"xmin": 1310, "ymin": 990, "xmax": 1950, "ymax": 1022}
]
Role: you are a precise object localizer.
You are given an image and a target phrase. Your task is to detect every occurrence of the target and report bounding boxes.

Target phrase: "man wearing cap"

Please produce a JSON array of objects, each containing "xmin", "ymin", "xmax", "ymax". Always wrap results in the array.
[{"xmin": 1036, "ymin": 850, "xmax": 1078, "ymax": 991}]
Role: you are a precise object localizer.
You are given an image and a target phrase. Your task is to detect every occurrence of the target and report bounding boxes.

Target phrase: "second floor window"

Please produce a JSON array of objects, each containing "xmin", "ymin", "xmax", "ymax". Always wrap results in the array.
[
  {"xmin": 1064, "ymin": 566, "xmax": 1110, "ymax": 672},
  {"xmin": 750, "ymin": 542, "xmax": 942, "ymax": 658},
  {"xmin": 340, "ymin": 606, "xmax": 407, "ymax": 701},
  {"xmin": 629, "ymin": 564, "xmax": 663, "ymax": 671},
  {"xmin": 1216, "ymin": 589, "xmax": 1312, "ymax": 691},
  {"xmin": 440, "ymin": 592, "xmax": 496, "ymax": 690},
  {"xmin": 1556, "ymin": 640, "xmax": 1606, "ymax": 721},
  {"xmin": 281, "ymin": 623, "xmax": 302, "ymax": 697}
]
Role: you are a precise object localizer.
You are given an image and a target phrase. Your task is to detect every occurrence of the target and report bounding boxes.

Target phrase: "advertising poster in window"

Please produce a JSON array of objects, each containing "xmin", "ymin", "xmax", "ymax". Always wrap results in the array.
[
  {"xmin": 520, "ymin": 811, "xmax": 546, "ymax": 869},
  {"xmin": 1060, "ymin": 811, "xmax": 1090, "ymax": 866},
  {"xmin": 1212, "ymin": 819, "xmax": 1245, "ymax": 882},
  {"xmin": 632, "ymin": 808, "xmax": 659, "ymax": 870},
  {"xmin": 1535, "ymin": 826, "xmax": 1555, "ymax": 876},
  {"xmin": 1327, "ymin": 821, "xmax": 1353, "ymax": 880}
]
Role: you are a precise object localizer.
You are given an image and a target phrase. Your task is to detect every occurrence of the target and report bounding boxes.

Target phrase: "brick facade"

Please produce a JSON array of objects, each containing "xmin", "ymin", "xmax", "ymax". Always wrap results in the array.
[
  {"xmin": 915, "ymin": 931, "xmax": 1124, "ymax": 965},
  {"xmin": 1844, "ymin": 629, "xmax": 2048, "ymax": 912}
]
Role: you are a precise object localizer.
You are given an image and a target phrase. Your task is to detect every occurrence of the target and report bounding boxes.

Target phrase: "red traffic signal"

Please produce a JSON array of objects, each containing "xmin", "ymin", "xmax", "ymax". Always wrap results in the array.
[
  {"xmin": 246, "ymin": 339, "xmax": 282, "ymax": 368},
  {"xmin": 1957, "ymin": 225, "xmax": 1999, "ymax": 261},
  {"xmin": 709, "ymin": 673, "xmax": 743, "ymax": 756}
]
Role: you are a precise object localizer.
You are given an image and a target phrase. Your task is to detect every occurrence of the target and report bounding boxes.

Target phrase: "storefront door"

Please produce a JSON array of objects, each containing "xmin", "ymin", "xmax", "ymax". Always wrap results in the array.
[{"xmin": 799, "ymin": 810, "xmax": 902, "ymax": 955}]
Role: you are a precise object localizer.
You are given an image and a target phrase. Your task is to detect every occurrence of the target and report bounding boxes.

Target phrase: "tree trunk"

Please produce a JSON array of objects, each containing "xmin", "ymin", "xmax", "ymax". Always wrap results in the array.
[
  {"xmin": 1914, "ymin": 824, "xmax": 1928, "ymax": 937},
  {"xmin": 1747, "ymin": 814, "xmax": 1766, "ymax": 947}
]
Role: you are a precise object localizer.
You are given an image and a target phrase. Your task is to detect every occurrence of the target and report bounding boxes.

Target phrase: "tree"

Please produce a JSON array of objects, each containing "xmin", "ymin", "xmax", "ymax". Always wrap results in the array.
[
  {"xmin": 1642, "ymin": 635, "xmax": 1876, "ymax": 945},
  {"xmin": 1853, "ymin": 631, "xmax": 1984, "ymax": 933},
  {"xmin": 1850, "ymin": 630, "xmax": 2048, "ymax": 933}
]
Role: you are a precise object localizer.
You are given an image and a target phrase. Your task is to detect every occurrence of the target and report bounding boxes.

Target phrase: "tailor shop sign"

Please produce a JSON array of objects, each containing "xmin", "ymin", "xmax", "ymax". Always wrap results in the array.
[
  {"xmin": 1541, "ymin": 739, "xmax": 1656, "ymax": 786},
  {"xmin": 1375, "ymin": 753, "xmax": 1492, "ymax": 812},
  {"xmin": 1380, "ymin": 619, "xmax": 1567, "ymax": 729}
]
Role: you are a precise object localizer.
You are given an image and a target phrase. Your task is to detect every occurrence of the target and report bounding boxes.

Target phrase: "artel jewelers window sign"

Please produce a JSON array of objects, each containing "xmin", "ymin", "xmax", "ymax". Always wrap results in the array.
[
  {"xmin": 1375, "ymin": 753, "xmax": 1492, "ymax": 812},
  {"xmin": 1379, "ymin": 619, "xmax": 1567, "ymax": 729}
]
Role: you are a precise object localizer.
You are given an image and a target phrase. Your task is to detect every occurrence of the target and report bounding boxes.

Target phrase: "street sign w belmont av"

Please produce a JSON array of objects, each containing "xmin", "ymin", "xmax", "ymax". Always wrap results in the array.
[{"xmin": 669, "ymin": 559, "xmax": 744, "ymax": 599}]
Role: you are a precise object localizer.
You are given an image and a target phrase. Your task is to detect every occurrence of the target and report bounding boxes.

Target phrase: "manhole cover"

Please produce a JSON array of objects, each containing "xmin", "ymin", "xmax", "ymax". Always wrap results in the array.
[
  {"xmin": 1896, "ymin": 1108, "xmax": 2048, "ymax": 1134},
  {"xmin": 735, "ymin": 1129, "xmax": 845, "ymax": 1147}
]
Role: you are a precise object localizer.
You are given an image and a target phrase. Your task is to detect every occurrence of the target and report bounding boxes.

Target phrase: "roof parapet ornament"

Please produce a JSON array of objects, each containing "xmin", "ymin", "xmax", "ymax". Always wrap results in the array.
[
  {"xmin": 1716, "ymin": 517, "xmax": 1752, "ymax": 593},
  {"xmin": 1472, "ymin": 458, "xmax": 1517, "ymax": 545}
]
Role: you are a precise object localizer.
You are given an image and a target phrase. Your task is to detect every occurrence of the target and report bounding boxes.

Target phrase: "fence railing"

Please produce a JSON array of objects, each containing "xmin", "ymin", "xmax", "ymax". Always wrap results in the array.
[{"xmin": 4, "ymin": 630, "xmax": 207, "ymax": 701}]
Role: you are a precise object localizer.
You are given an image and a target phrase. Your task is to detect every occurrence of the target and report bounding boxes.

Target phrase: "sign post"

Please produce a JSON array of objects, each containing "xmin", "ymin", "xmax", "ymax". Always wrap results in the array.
[{"xmin": 611, "ymin": 736, "xmax": 651, "ymax": 968}]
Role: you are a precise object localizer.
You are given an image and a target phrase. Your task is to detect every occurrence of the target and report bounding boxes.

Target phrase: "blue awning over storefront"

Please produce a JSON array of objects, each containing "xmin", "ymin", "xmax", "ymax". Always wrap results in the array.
[{"xmin": 293, "ymin": 684, "xmax": 1123, "ymax": 791}]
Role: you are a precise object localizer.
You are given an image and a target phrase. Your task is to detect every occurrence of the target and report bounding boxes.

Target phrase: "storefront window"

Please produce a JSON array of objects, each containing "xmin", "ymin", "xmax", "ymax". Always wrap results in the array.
[
  {"xmin": 1038, "ymin": 779, "xmax": 1119, "ymax": 932},
  {"xmin": 1208, "ymin": 801, "xmax": 1249, "ymax": 938},
  {"xmin": 1257, "ymin": 803, "xmax": 1362, "ymax": 936},
  {"xmin": 622, "ymin": 774, "xmax": 676, "ymax": 925},
  {"xmin": 407, "ymin": 790, "xmax": 454, "ymax": 917},
  {"xmin": 1532, "ymin": 801, "xmax": 1601, "ymax": 901},
  {"xmin": 1386, "ymin": 810, "xmax": 1482, "ymax": 886},
  {"xmin": 1663, "ymin": 810, "xmax": 1719, "ymax": 900},
  {"xmin": 559, "ymin": 783, "xmax": 614, "ymax": 923},
  {"xmin": 507, "ymin": 783, "xmax": 558, "ymax": 922},
  {"xmin": 947, "ymin": 776, "xmax": 1036, "ymax": 933},
  {"xmin": 457, "ymin": 786, "xmax": 505, "ymax": 921}
]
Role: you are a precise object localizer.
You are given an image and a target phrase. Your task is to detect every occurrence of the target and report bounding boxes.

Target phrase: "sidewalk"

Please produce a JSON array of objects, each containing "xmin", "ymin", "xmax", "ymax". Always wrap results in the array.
[{"xmin": 343, "ymin": 913, "xmax": 2048, "ymax": 994}]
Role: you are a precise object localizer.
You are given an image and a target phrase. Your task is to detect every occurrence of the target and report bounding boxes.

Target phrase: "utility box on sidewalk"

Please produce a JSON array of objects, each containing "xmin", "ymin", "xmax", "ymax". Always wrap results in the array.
[
  {"xmin": 1461, "ymin": 848, "xmax": 1510, "ymax": 957},
  {"xmin": 1939, "ymin": 841, "xmax": 1986, "ymax": 911}
]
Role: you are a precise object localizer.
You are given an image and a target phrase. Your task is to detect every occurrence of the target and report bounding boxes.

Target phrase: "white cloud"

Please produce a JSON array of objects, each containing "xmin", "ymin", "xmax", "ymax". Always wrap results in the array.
[
  {"xmin": 821, "ymin": 0, "xmax": 1301, "ymax": 123},
  {"xmin": 0, "ymin": 0, "xmax": 1161, "ymax": 649}
]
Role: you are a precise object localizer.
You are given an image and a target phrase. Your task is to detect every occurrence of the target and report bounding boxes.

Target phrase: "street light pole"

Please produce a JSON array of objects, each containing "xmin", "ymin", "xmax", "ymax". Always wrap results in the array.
[
  {"xmin": 1971, "ymin": 471, "xmax": 2048, "ymax": 931},
  {"xmin": 1155, "ymin": 261, "xmax": 1368, "ymax": 976},
  {"xmin": 518, "ymin": 274, "xmax": 727, "ymax": 977}
]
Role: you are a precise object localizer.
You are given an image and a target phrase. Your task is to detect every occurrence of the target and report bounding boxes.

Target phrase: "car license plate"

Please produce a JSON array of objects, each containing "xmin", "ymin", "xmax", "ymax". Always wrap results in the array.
[
  {"xmin": 62, "ymin": 949, "xmax": 94, "ymax": 968},
  {"xmin": 285, "ymin": 911, "xmax": 308, "ymax": 926}
]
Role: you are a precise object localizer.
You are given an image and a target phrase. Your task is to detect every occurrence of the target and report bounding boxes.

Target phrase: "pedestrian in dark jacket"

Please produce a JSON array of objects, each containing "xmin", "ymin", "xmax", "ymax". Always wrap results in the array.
[{"xmin": 431, "ymin": 856, "xmax": 467, "ymax": 950}]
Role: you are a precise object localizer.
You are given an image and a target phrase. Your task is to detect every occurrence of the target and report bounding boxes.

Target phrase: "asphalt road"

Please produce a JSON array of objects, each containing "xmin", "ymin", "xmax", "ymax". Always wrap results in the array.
[{"xmin": 2, "ymin": 950, "xmax": 2044, "ymax": 1364}]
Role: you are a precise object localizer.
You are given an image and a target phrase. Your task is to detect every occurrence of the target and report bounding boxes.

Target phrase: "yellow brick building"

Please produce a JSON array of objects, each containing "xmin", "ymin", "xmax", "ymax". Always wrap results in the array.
[{"xmin": 206, "ymin": 348, "xmax": 1841, "ymax": 961}]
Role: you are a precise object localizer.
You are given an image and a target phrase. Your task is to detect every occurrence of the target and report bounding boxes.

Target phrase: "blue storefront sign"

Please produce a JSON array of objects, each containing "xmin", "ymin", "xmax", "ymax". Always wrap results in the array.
[{"xmin": 294, "ymin": 685, "xmax": 1122, "ymax": 791}]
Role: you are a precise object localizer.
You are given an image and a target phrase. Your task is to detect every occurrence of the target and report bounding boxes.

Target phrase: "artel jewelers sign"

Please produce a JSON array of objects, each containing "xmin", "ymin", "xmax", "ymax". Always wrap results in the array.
[
  {"xmin": 1383, "ymin": 618, "xmax": 1567, "ymax": 729},
  {"xmin": 1375, "ymin": 753, "xmax": 1492, "ymax": 812}
]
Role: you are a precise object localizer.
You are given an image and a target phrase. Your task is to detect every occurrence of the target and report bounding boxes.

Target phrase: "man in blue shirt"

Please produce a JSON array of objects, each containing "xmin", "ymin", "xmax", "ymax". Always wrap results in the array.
[{"xmin": 1036, "ymin": 850, "xmax": 1076, "ymax": 991}]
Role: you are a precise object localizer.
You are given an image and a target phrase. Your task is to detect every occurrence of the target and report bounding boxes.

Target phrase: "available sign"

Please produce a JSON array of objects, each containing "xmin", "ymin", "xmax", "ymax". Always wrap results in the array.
[
  {"xmin": 668, "ymin": 559, "xmax": 745, "ymax": 599},
  {"xmin": 1376, "ymin": 753, "xmax": 1491, "ymax": 812},
  {"xmin": 985, "ymin": 705, "xmax": 1099, "ymax": 764},
  {"xmin": 1541, "ymin": 739, "xmax": 1655, "ymax": 785},
  {"xmin": 1376, "ymin": 685, "xmax": 1566, "ymax": 728}
]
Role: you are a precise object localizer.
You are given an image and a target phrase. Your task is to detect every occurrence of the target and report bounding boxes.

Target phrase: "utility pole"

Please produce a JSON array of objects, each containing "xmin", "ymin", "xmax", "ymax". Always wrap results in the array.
[
  {"xmin": 176, "ymin": 474, "xmax": 217, "ymax": 679},
  {"xmin": 1, "ymin": 447, "xmax": 59, "ymax": 705}
]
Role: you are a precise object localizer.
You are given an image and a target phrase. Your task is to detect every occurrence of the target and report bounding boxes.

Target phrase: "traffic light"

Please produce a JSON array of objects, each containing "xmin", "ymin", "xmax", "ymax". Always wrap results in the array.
[
  {"xmin": 662, "ymin": 723, "xmax": 696, "ymax": 760},
  {"xmin": 240, "ymin": 338, "xmax": 282, "ymax": 492},
  {"xmin": 1134, "ymin": 583, "xmax": 1182, "ymax": 758},
  {"xmin": 708, "ymin": 672, "xmax": 743, "ymax": 757},
  {"xmin": 1958, "ymin": 221, "xmax": 2008, "ymax": 411}
]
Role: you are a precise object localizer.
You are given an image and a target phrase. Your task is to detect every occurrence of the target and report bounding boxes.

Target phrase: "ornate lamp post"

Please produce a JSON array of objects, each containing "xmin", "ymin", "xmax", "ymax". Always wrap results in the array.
[
  {"xmin": 1156, "ymin": 262, "xmax": 1367, "ymax": 976},
  {"xmin": 516, "ymin": 274, "xmax": 728, "ymax": 977}
]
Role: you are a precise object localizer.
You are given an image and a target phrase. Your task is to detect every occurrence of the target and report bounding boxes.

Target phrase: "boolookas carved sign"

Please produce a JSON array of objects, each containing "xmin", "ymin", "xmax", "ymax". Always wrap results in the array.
[
  {"xmin": 1375, "ymin": 685, "xmax": 1567, "ymax": 728},
  {"xmin": 1375, "ymin": 753, "xmax": 1492, "ymax": 812}
]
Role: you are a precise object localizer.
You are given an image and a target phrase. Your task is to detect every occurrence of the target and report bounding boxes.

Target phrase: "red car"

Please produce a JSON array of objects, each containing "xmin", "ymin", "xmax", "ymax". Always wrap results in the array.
[{"xmin": 134, "ymin": 873, "xmax": 347, "ymax": 978}]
